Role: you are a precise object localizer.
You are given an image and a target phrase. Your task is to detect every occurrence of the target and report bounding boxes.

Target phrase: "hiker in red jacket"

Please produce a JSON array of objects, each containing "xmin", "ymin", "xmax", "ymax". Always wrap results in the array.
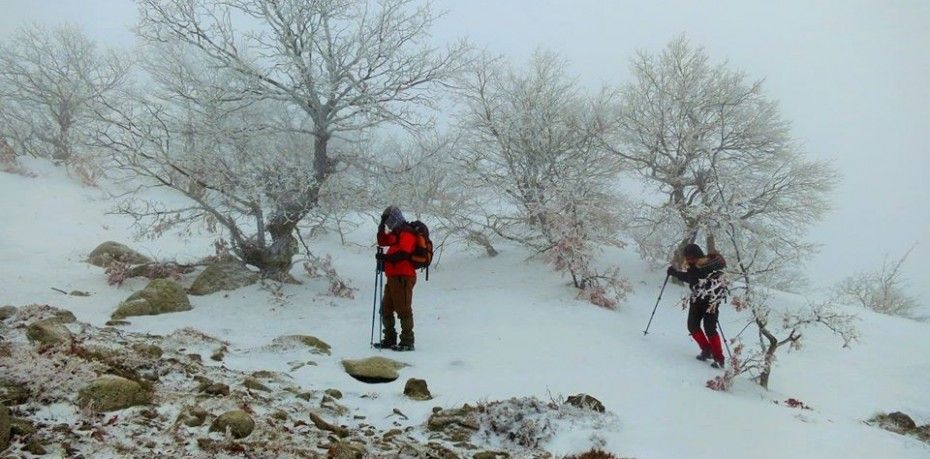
[
  {"xmin": 667, "ymin": 243, "xmax": 728, "ymax": 367},
  {"xmin": 374, "ymin": 206, "xmax": 417, "ymax": 351}
]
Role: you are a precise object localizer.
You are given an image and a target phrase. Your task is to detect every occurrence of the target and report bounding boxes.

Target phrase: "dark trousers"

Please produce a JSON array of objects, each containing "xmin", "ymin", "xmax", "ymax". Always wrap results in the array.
[
  {"xmin": 381, "ymin": 276, "xmax": 416, "ymax": 346},
  {"xmin": 687, "ymin": 299, "xmax": 719, "ymax": 338}
]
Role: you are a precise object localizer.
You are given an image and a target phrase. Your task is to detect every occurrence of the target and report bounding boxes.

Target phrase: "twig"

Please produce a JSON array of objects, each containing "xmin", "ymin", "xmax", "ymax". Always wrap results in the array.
[{"xmin": 50, "ymin": 287, "xmax": 68, "ymax": 295}]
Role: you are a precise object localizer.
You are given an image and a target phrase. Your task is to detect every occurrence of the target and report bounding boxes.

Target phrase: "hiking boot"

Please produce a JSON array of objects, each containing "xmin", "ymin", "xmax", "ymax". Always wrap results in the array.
[
  {"xmin": 711, "ymin": 359, "xmax": 725, "ymax": 369},
  {"xmin": 391, "ymin": 343, "xmax": 415, "ymax": 352},
  {"xmin": 372, "ymin": 341, "xmax": 395, "ymax": 350},
  {"xmin": 696, "ymin": 349, "xmax": 712, "ymax": 361}
]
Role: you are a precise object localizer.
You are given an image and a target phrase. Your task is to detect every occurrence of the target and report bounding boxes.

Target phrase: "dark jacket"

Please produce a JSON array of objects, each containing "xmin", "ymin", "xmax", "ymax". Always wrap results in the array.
[{"xmin": 669, "ymin": 254, "xmax": 728, "ymax": 304}]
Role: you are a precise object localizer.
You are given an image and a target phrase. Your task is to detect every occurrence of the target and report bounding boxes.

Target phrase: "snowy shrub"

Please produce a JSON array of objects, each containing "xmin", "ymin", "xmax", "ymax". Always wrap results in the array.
[
  {"xmin": 105, "ymin": 261, "xmax": 132, "ymax": 287},
  {"xmin": 833, "ymin": 247, "xmax": 919, "ymax": 318},
  {"xmin": 706, "ymin": 340, "xmax": 744, "ymax": 392},
  {"xmin": 564, "ymin": 449, "xmax": 629, "ymax": 459},
  {"xmin": 0, "ymin": 138, "xmax": 36, "ymax": 177}
]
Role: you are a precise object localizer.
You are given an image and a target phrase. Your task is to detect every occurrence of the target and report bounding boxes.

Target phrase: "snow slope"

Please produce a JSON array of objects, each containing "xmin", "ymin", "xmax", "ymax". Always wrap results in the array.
[{"xmin": 2, "ymin": 160, "xmax": 929, "ymax": 458}]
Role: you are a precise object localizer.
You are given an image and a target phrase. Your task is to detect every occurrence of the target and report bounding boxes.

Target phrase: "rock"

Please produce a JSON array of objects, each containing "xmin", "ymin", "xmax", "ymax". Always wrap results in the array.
[
  {"xmin": 296, "ymin": 392, "xmax": 314, "ymax": 401},
  {"xmin": 187, "ymin": 353, "xmax": 202, "ymax": 363},
  {"xmin": 474, "ymin": 452, "xmax": 510, "ymax": 459},
  {"xmin": 324, "ymin": 389, "xmax": 343, "ymax": 400},
  {"xmin": 273, "ymin": 335, "xmax": 332, "ymax": 355},
  {"xmin": 25, "ymin": 438, "xmax": 47, "ymax": 455},
  {"xmin": 872, "ymin": 411, "xmax": 918, "ymax": 433},
  {"xmin": 26, "ymin": 319, "xmax": 72, "ymax": 346},
  {"xmin": 209, "ymin": 410, "xmax": 255, "ymax": 439},
  {"xmin": 105, "ymin": 320, "xmax": 131, "ymax": 327},
  {"xmin": 0, "ymin": 381, "xmax": 30, "ymax": 406},
  {"xmin": 111, "ymin": 279, "xmax": 192, "ymax": 320},
  {"xmin": 87, "ymin": 241, "xmax": 152, "ymax": 267},
  {"xmin": 177, "ymin": 405, "xmax": 208, "ymax": 427},
  {"xmin": 243, "ymin": 377, "xmax": 271, "ymax": 392},
  {"xmin": 69, "ymin": 290, "xmax": 92, "ymax": 297},
  {"xmin": 77, "ymin": 375, "xmax": 152, "ymax": 412},
  {"xmin": 327, "ymin": 440, "xmax": 367, "ymax": 459},
  {"xmin": 566, "ymin": 394, "xmax": 606, "ymax": 413},
  {"xmin": 10, "ymin": 418, "xmax": 36, "ymax": 437},
  {"xmin": 203, "ymin": 383, "xmax": 230, "ymax": 397},
  {"xmin": 271, "ymin": 410, "xmax": 288, "ymax": 421},
  {"xmin": 404, "ymin": 378, "xmax": 432, "ymax": 401},
  {"xmin": 188, "ymin": 262, "xmax": 260, "ymax": 296},
  {"xmin": 52, "ymin": 309, "xmax": 77, "ymax": 323},
  {"xmin": 251, "ymin": 371, "xmax": 276, "ymax": 379},
  {"xmin": 0, "ymin": 404, "xmax": 10, "ymax": 451},
  {"xmin": 132, "ymin": 343, "xmax": 163, "ymax": 359},
  {"xmin": 427, "ymin": 406, "xmax": 480, "ymax": 433},
  {"xmin": 0, "ymin": 305, "xmax": 17, "ymax": 321},
  {"xmin": 341, "ymin": 356, "xmax": 408, "ymax": 383}
]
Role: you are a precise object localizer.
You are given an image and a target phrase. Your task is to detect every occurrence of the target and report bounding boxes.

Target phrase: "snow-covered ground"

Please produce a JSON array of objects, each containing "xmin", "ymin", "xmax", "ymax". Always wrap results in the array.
[{"xmin": 2, "ymin": 159, "xmax": 929, "ymax": 458}]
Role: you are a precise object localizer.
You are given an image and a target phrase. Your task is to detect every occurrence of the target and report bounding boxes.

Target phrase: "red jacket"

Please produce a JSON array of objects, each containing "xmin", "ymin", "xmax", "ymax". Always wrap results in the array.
[{"xmin": 377, "ymin": 227, "xmax": 417, "ymax": 278}]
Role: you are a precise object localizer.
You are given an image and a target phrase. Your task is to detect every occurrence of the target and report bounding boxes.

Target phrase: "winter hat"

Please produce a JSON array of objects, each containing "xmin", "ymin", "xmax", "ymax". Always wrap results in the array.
[
  {"xmin": 683, "ymin": 243, "xmax": 705, "ymax": 259},
  {"xmin": 383, "ymin": 206, "xmax": 406, "ymax": 230}
]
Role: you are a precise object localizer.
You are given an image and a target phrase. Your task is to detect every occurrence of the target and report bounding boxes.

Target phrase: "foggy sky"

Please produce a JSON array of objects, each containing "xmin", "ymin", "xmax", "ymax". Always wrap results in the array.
[{"xmin": 1, "ymin": 0, "xmax": 928, "ymax": 308}]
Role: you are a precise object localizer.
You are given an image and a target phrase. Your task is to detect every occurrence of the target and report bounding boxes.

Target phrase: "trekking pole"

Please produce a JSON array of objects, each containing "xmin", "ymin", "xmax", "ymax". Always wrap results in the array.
[
  {"xmin": 643, "ymin": 274, "xmax": 670, "ymax": 335},
  {"xmin": 717, "ymin": 321, "xmax": 732, "ymax": 359},
  {"xmin": 370, "ymin": 248, "xmax": 384, "ymax": 348}
]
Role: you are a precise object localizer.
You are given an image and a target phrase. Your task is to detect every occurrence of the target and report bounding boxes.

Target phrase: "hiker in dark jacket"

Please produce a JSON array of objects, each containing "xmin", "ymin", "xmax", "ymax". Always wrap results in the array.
[
  {"xmin": 667, "ymin": 243, "xmax": 728, "ymax": 367},
  {"xmin": 374, "ymin": 206, "xmax": 417, "ymax": 351}
]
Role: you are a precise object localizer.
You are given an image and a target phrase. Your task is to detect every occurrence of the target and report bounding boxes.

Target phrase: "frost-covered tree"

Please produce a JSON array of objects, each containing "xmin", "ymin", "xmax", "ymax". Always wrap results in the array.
[
  {"xmin": 0, "ymin": 24, "xmax": 130, "ymax": 168},
  {"xmin": 609, "ymin": 36, "xmax": 836, "ymax": 275},
  {"xmin": 121, "ymin": 0, "xmax": 468, "ymax": 276},
  {"xmin": 834, "ymin": 247, "xmax": 919, "ymax": 318},
  {"xmin": 454, "ymin": 51, "xmax": 631, "ymax": 307}
]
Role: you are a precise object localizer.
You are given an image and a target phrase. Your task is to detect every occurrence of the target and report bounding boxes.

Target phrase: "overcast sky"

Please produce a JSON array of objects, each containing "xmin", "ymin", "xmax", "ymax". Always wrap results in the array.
[{"xmin": 2, "ymin": 0, "xmax": 928, "ymax": 308}]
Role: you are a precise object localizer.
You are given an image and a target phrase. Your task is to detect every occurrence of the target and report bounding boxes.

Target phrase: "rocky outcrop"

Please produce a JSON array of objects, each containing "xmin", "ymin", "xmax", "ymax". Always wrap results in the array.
[
  {"xmin": 112, "ymin": 279, "xmax": 192, "ymax": 320},
  {"xmin": 341, "ymin": 356, "xmax": 408, "ymax": 383},
  {"xmin": 77, "ymin": 375, "xmax": 152, "ymax": 412},
  {"xmin": 87, "ymin": 241, "xmax": 152, "ymax": 267},
  {"xmin": 188, "ymin": 262, "xmax": 259, "ymax": 295}
]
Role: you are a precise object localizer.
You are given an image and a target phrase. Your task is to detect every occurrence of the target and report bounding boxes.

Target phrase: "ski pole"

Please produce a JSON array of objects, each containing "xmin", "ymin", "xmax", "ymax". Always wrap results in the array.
[
  {"xmin": 371, "ymin": 248, "xmax": 384, "ymax": 348},
  {"xmin": 644, "ymin": 274, "xmax": 670, "ymax": 335},
  {"xmin": 717, "ymin": 321, "xmax": 732, "ymax": 359}
]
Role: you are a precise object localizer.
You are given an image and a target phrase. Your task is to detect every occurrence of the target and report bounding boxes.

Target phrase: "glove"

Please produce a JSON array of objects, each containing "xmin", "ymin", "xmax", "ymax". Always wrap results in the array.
[
  {"xmin": 375, "ymin": 252, "xmax": 386, "ymax": 261},
  {"xmin": 666, "ymin": 266, "xmax": 676, "ymax": 276}
]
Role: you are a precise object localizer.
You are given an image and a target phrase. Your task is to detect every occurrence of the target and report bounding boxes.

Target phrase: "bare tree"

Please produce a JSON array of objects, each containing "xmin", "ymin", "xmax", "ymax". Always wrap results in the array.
[
  {"xmin": 123, "ymin": 0, "xmax": 468, "ymax": 276},
  {"xmin": 608, "ymin": 36, "xmax": 836, "ymax": 274},
  {"xmin": 453, "ymin": 51, "xmax": 631, "ymax": 307},
  {"xmin": 834, "ymin": 246, "xmax": 920, "ymax": 318},
  {"xmin": 0, "ymin": 24, "xmax": 130, "ymax": 165}
]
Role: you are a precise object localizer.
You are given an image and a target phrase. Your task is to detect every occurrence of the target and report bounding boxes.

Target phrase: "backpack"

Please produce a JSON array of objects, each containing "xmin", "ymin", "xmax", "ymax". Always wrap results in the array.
[{"xmin": 405, "ymin": 220, "xmax": 434, "ymax": 275}]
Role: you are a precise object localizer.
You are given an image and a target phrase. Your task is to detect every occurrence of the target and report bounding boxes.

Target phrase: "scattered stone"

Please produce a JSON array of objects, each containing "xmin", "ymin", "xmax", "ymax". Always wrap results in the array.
[
  {"xmin": 251, "ymin": 370, "xmax": 276, "ymax": 379},
  {"xmin": 324, "ymin": 389, "xmax": 343, "ymax": 400},
  {"xmin": 25, "ymin": 437, "xmax": 47, "ymax": 455},
  {"xmin": 296, "ymin": 392, "xmax": 315, "ymax": 401},
  {"xmin": 0, "ymin": 381, "xmax": 31, "ymax": 405},
  {"xmin": 427, "ymin": 406, "xmax": 480, "ymax": 434},
  {"xmin": 177, "ymin": 405, "xmax": 208, "ymax": 427},
  {"xmin": 111, "ymin": 279, "xmax": 192, "ymax": 320},
  {"xmin": 383, "ymin": 429, "xmax": 403, "ymax": 439},
  {"xmin": 566, "ymin": 394, "xmax": 606, "ymax": 413},
  {"xmin": 51, "ymin": 309, "xmax": 77, "ymax": 323},
  {"xmin": 210, "ymin": 348, "xmax": 226, "ymax": 361},
  {"xmin": 188, "ymin": 262, "xmax": 260, "ymax": 296},
  {"xmin": 210, "ymin": 410, "xmax": 255, "ymax": 439},
  {"xmin": 10, "ymin": 417, "xmax": 36, "ymax": 437},
  {"xmin": 69, "ymin": 290, "xmax": 92, "ymax": 297},
  {"xmin": 243, "ymin": 377, "xmax": 271, "ymax": 392},
  {"xmin": 26, "ymin": 319, "xmax": 73, "ymax": 346},
  {"xmin": 87, "ymin": 241, "xmax": 152, "ymax": 267},
  {"xmin": 308, "ymin": 411, "xmax": 350, "ymax": 438},
  {"xmin": 404, "ymin": 378, "xmax": 432, "ymax": 401},
  {"xmin": 203, "ymin": 383, "xmax": 230, "ymax": 397},
  {"xmin": 272, "ymin": 410, "xmax": 289, "ymax": 421},
  {"xmin": 187, "ymin": 353, "xmax": 202, "ymax": 363},
  {"xmin": 105, "ymin": 320, "xmax": 131, "ymax": 327},
  {"xmin": 77, "ymin": 375, "xmax": 153, "ymax": 412},
  {"xmin": 327, "ymin": 440, "xmax": 367, "ymax": 459},
  {"xmin": 273, "ymin": 335, "xmax": 332, "ymax": 355},
  {"xmin": 341, "ymin": 356, "xmax": 408, "ymax": 383},
  {"xmin": 132, "ymin": 343, "xmax": 163, "ymax": 359},
  {"xmin": 0, "ymin": 305, "xmax": 17, "ymax": 321},
  {"xmin": 474, "ymin": 452, "xmax": 510, "ymax": 459},
  {"xmin": 0, "ymin": 405, "xmax": 10, "ymax": 451}
]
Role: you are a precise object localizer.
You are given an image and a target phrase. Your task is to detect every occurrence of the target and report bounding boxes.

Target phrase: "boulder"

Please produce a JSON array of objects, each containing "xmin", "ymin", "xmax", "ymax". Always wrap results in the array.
[
  {"xmin": 0, "ymin": 305, "xmax": 16, "ymax": 321},
  {"xmin": 0, "ymin": 404, "xmax": 9, "ymax": 451},
  {"xmin": 26, "ymin": 319, "xmax": 72, "ymax": 346},
  {"xmin": 404, "ymin": 378, "xmax": 432, "ymax": 401},
  {"xmin": 177, "ymin": 405, "xmax": 208, "ymax": 427},
  {"xmin": 112, "ymin": 279, "xmax": 192, "ymax": 320},
  {"xmin": 77, "ymin": 375, "xmax": 153, "ymax": 412},
  {"xmin": 210, "ymin": 410, "xmax": 255, "ymax": 439},
  {"xmin": 188, "ymin": 262, "xmax": 260, "ymax": 296},
  {"xmin": 87, "ymin": 241, "xmax": 152, "ymax": 267},
  {"xmin": 341, "ymin": 356, "xmax": 408, "ymax": 383},
  {"xmin": 273, "ymin": 335, "xmax": 332, "ymax": 355},
  {"xmin": 566, "ymin": 394, "xmax": 606, "ymax": 413}
]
